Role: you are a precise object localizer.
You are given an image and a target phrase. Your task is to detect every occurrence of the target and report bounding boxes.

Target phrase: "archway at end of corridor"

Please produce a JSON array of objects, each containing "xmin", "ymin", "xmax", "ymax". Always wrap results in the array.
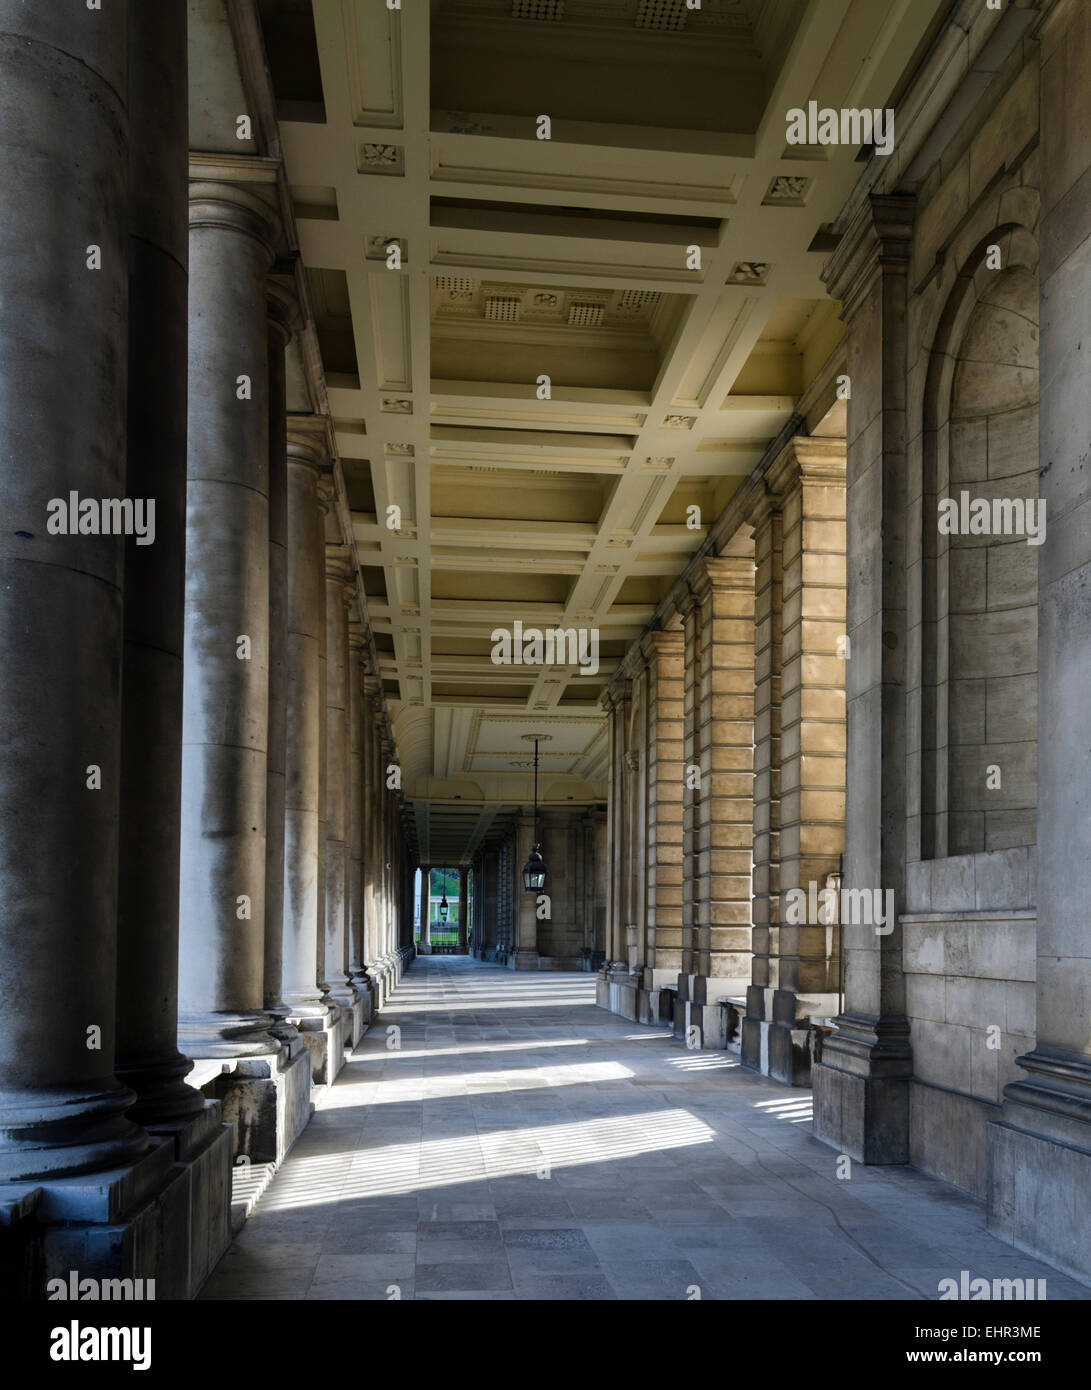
[{"xmin": 414, "ymin": 866, "xmax": 473, "ymax": 955}]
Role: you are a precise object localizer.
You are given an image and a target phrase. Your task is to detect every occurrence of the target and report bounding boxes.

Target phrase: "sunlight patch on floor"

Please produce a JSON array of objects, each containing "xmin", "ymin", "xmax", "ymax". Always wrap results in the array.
[{"xmin": 259, "ymin": 1108, "xmax": 717, "ymax": 1209}]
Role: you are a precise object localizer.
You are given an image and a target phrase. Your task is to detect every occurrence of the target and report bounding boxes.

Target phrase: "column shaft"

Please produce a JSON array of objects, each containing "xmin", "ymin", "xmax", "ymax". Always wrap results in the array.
[
  {"xmin": 348, "ymin": 625, "xmax": 367, "ymax": 990},
  {"xmin": 323, "ymin": 548, "xmax": 356, "ymax": 1008},
  {"xmin": 263, "ymin": 281, "xmax": 297, "ymax": 1038},
  {"xmin": 281, "ymin": 436, "xmax": 330, "ymax": 1019},
  {"xmin": 457, "ymin": 871, "xmax": 469, "ymax": 951},
  {"xmin": 116, "ymin": 0, "xmax": 202, "ymax": 1123},
  {"xmin": 513, "ymin": 816, "xmax": 539, "ymax": 969},
  {"xmin": 178, "ymin": 183, "xmax": 280, "ymax": 1057},
  {"xmin": 0, "ymin": 3, "xmax": 146, "ymax": 1178}
]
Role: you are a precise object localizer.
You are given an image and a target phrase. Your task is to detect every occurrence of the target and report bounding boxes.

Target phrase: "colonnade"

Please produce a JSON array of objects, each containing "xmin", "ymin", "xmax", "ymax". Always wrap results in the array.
[
  {"xmin": 599, "ymin": 433, "xmax": 848, "ymax": 1085},
  {"xmin": 0, "ymin": 2, "xmax": 411, "ymax": 1299}
]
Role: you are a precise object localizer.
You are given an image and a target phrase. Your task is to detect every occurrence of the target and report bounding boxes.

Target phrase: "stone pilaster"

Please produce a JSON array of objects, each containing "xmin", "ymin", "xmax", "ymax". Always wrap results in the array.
[
  {"xmin": 603, "ymin": 683, "xmax": 632, "ymax": 966},
  {"xmin": 746, "ymin": 489, "xmax": 783, "ymax": 1042},
  {"xmin": 177, "ymin": 181, "xmax": 280, "ymax": 1063},
  {"xmin": 641, "ymin": 630, "xmax": 685, "ymax": 987},
  {"xmin": 811, "ymin": 194, "xmax": 916, "ymax": 1163},
  {"xmin": 678, "ymin": 592, "xmax": 700, "ymax": 1002},
  {"xmin": 625, "ymin": 654, "xmax": 648, "ymax": 974},
  {"xmin": 744, "ymin": 436, "xmax": 846, "ymax": 1084},
  {"xmin": 696, "ymin": 558, "xmax": 755, "ymax": 996},
  {"xmin": 987, "ymin": 0, "xmax": 1091, "ymax": 1283}
]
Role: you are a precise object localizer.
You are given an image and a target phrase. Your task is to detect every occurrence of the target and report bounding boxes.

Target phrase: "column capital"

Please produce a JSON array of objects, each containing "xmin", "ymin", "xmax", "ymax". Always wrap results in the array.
[
  {"xmin": 188, "ymin": 180, "xmax": 280, "ymax": 260},
  {"xmin": 601, "ymin": 678, "xmax": 632, "ymax": 713},
  {"xmin": 348, "ymin": 621, "xmax": 367, "ymax": 654},
  {"xmin": 324, "ymin": 543, "xmax": 355, "ymax": 597},
  {"xmin": 316, "ymin": 470, "xmax": 336, "ymax": 514},
  {"xmin": 640, "ymin": 628, "xmax": 684, "ymax": 666},
  {"xmin": 286, "ymin": 430, "xmax": 328, "ymax": 476},
  {"xmin": 690, "ymin": 553, "xmax": 754, "ymax": 600},
  {"xmin": 822, "ymin": 193, "xmax": 916, "ymax": 322},
  {"xmin": 766, "ymin": 432, "xmax": 847, "ymax": 497},
  {"xmin": 267, "ymin": 274, "xmax": 301, "ymax": 348}
]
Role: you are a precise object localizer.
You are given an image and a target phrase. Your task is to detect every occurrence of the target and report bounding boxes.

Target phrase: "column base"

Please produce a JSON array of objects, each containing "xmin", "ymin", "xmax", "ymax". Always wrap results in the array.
[
  {"xmin": 177, "ymin": 1011, "xmax": 282, "ymax": 1061},
  {"xmin": 349, "ymin": 972, "xmax": 373, "ymax": 1040},
  {"xmin": 673, "ymin": 996, "xmax": 729, "ymax": 1049},
  {"xmin": 509, "ymin": 949, "xmax": 540, "ymax": 971},
  {"xmin": 327, "ymin": 984, "xmax": 363, "ymax": 1050},
  {"xmin": 292, "ymin": 1007, "xmax": 345, "ymax": 1088},
  {"xmin": 0, "ymin": 1101, "xmax": 233, "ymax": 1300},
  {"xmin": 595, "ymin": 966, "xmax": 673, "ymax": 1026},
  {"xmin": 740, "ymin": 987, "xmax": 839, "ymax": 1085},
  {"xmin": 811, "ymin": 1012, "xmax": 912, "ymax": 1162},
  {"xmin": 987, "ymin": 1050, "xmax": 1091, "ymax": 1285},
  {"xmin": 197, "ymin": 1042, "xmax": 312, "ymax": 1165}
]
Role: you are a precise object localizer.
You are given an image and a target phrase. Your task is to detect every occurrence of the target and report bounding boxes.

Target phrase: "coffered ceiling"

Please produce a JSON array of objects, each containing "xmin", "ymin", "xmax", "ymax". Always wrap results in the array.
[{"xmin": 250, "ymin": 0, "xmax": 950, "ymax": 863}]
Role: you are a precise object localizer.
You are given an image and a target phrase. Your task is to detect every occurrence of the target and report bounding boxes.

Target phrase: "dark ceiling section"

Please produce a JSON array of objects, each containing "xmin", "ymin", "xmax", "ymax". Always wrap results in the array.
[{"xmin": 257, "ymin": 0, "xmax": 326, "ymax": 123}]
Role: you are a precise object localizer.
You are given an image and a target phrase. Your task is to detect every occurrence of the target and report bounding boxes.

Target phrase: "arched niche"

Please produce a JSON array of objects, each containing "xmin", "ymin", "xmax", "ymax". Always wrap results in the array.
[{"xmin": 920, "ymin": 238, "xmax": 1039, "ymax": 858}]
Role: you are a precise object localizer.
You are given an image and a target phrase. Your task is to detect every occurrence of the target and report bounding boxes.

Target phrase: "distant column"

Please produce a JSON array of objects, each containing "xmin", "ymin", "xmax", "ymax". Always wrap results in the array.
[
  {"xmin": 457, "ymin": 871, "xmax": 469, "ymax": 951},
  {"xmin": 512, "ymin": 816, "xmax": 539, "ymax": 970},
  {"xmin": 322, "ymin": 547, "xmax": 358, "ymax": 1016},
  {"xmin": 280, "ymin": 433, "xmax": 331, "ymax": 1024},
  {"xmin": 347, "ymin": 623, "xmax": 368, "ymax": 996}
]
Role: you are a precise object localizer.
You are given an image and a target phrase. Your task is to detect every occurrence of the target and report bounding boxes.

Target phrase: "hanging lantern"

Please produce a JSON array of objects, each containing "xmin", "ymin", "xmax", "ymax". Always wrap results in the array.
[{"xmin": 523, "ymin": 737, "xmax": 546, "ymax": 891}]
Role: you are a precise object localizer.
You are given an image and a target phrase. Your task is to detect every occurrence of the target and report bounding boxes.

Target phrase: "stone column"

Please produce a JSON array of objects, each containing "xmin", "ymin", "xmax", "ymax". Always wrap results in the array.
[
  {"xmin": 347, "ymin": 622, "xmax": 370, "ymax": 1009},
  {"xmin": 812, "ymin": 195, "xmax": 915, "ymax": 1163},
  {"xmin": 361, "ymin": 677, "xmax": 379, "ymax": 980},
  {"xmin": 512, "ymin": 816, "xmax": 540, "ymax": 969},
  {"xmin": 0, "ymin": 2, "xmax": 148, "ymax": 1179},
  {"xmin": 177, "ymin": 181, "xmax": 280, "ymax": 1061},
  {"xmin": 420, "ymin": 864, "xmax": 432, "ymax": 951},
  {"xmin": 281, "ymin": 432, "xmax": 335, "ymax": 1075},
  {"xmin": 263, "ymin": 279, "xmax": 299, "ymax": 1044},
  {"xmin": 323, "ymin": 546, "xmax": 360, "ymax": 1031},
  {"xmin": 315, "ymin": 478, "xmax": 331, "ymax": 1011},
  {"xmin": 457, "ymin": 870, "xmax": 469, "ymax": 951},
  {"xmin": 987, "ymin": 0, "xmax": 1091, "ymax": 1282},
  {"xmin": 594, "ymin": 808, "xmax": 609, "ymax": 959},
  {"xmin": 500, "ymin": 838, "xmax": 514, "ymax": 955},
  {"xmin": 115, "ymin": 0, "xmax": 203, "ymax": 1126}
]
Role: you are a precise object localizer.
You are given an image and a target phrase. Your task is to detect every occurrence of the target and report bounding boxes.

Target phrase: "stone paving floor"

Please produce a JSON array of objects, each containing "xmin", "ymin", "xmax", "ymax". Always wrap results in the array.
[{"xmin": 201, "ymin": 956, "xmax": 1090, "ymax": 1301}]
